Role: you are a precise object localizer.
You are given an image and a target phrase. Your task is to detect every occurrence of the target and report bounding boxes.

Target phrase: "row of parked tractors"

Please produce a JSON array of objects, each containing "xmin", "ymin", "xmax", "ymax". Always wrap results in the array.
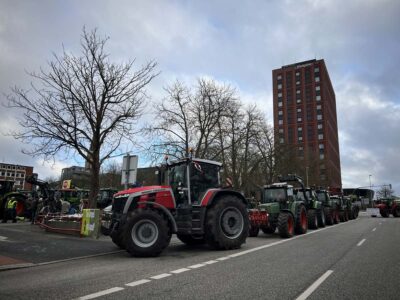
[{"xmin": 101, "ymin": 157, "xmax": 364, "ymax": 257}]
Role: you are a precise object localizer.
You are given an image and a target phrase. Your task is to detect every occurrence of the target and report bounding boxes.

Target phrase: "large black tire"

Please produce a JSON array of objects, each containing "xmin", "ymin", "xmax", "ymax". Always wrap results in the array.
[
  {"xmin": 339, "ymin": 211, "xmax": 346, "ymax": 222},
  {"xmin": 307, "ymin": 209, "xmax": 318, "ymax": 229},
  {"xmin": 393, "ymin": 207, "xmax": 400, "ymax": 218},
  {"xmin": 204, "ymin": 196, "xmax": 249, "ymax": 250},
  {"xmin": 249, "ymin": 225, "xmax": 260, "ymax": 237},
  {"xmin": 278, "ymin": 212, "xmax": 294, "ymax": 238},
  {"xmin": 317, "ymin": 209, "xmax": 326, "ymax": 227},
  {"xmin": 324, "ymin": 207, "xmax": 334, "ymax": 225},
  {"xmin": 352, "ymin": 207, "xmax": 359, "ymax": 219},
  {"xmin": 261, "ymin": 225, "xmax": 276, "ymax": 234},
  {"xmin": 111, "ymin": 229, "xmax": 126, "ymax": 249},
  {"xmin": 380, "ymin": 209, "xmax": 389, "ymax": 218},
  {"xmin": 333, "ymin": 209, "xmax": 340, "ymax": 224},
  {"xmin": 295, "ymin": 205, "xmax": 308, "ymax": 234},
  {"xmin": 177, "ymin": 234, "xmax": 206, "ymax": 245},
  {"xmin": 125, "ymin": 209, "xmax": 171, "ymax": 257}
]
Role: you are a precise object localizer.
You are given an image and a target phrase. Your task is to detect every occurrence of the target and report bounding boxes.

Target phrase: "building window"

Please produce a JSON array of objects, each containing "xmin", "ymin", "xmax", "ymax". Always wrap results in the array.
[
  {"xmin": 298, "ymin": 127, "xmax": 302, "ymax": 132},
  {"xmin": 317, "ymin": 114, "xmax": 322, "ymax": 120},
  {"xmin": 277, "ymin": 75, "xmax": 282, "ymax": 80},
  {"xmin": 316, "ymin": 105, "xmax": 322, "ymax": 110},
  {"xmin": 278, "ymin": 102, "xmax": 283, "ymax": 107},
  {"xmin": 317, "ymin": 123, "xmax": 323, "ymax": 129},
  {"xmin": 278, "ymin": 84, "xmax": 282, "ymax": 89},
  {"xmin": 297, "ymin": 117, "xmax": 302, "ymax": 122},
  {"xmin": 320, "ymin": 174, "xmax": 326, "ymax": 180},
  {"xmin": 280, "ymin": 138, "xmax": 284, "ymax": 144},
  {"xmin": 297, "ymin": 108, "xmax": 302, "ymax": 113},
  {"xmin": 298, "ymin": 136, "xmax": 303, "ymax": 141},
  {"xmin": 319, "ymin": 144, "xmax": 324, "ymax": 149},
  {"xmin": 295, "ymin": 72, "xmax": 300, "ymax": 76},
  {"xmin": 278, "ymin": 120, "xmax": 283, "ymax": 125},
  {"xmin": 296, "ymin": 98, "xmax": 301, "ymax": 104},
  {"xmin": 316, "ymin": 95, "xmax": 321, "ymax": 101},
  {"xmin": 278, "ymin": 92, "xmax": 282, "ymax": 97},
  {"xmin": 320, "ymin": 154, "xmax": 324, "ymax": 159},
  {"xmin": 318, "ymin": 134, "xmax": 323, "ymax": 140},
  {"xmin": 278, "ymin": 110, "xmax": 283, "ymax": 115},
  {"xmin": 314, "ymin": 67, "xmax": 319, "ymax": 72},
  {"xmin": 296, "ymin": 90, "xmax": 300, "ymax": 94},
  {"xmin": 315, "ymin": 77, "xmax": 320, "ymax": 82},
  {"xmin": 296, "ymin": 81, "xmax": 300, "ymax": 85},
  {"xmin": 315, "ymin": 86, "xmax": 320, "ymax": 91},
  {"xmin": 279, "ymin": 128, "xmax": 284, "ymax": 133}
]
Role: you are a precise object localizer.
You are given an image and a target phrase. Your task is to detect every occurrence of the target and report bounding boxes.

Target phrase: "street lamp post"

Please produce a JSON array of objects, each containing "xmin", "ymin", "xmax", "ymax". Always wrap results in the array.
[{"xmin": 369, "ymin": 175, "xmax": 372, "ymax": 208}]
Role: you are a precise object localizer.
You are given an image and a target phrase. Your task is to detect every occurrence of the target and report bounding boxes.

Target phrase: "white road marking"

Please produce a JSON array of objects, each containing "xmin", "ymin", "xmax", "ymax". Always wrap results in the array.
[
  {"xmin": 171, "ymin": 268, "xmax": 190, "ymax": 274},
  {"xmin": 295, "ymin": 270, "xmax": 333, "ymax": 300},
  {"xmin": 372, "ymin": 228, "xmax": 377, "ymax": 232},
  {"xmin": 357, "ymin": 239, "xmax": 366, "ymax": 246},
  {"xmin": 125, "ymin": 279, "xmax": 151, "ymax": 287},
  {"xmin": 151, "ymin": 273, "xmax": 172, "ymax": 279},
  {"xmin": 203, "ymin": 260, "xmax": 218, "ymax": 264},
  {"xmin": 77, "ymin": 219, "xmax": 354, "ymax": 299},
  {"xmin": 188, "ymin": 263, "xmax": 206, "ymax": 269},
  {"xmin": 216, "ymin": 256, "xmax": 230, "ymax": 261},
  {"xmin": 0, "ymin": 236, "xmax": 8, "ymax": 241},
  {"xmin": 379, "ymin": 222, "xmax": 382, "ymax": 225},
  {"xmin": 78, "ymin": 287, "xmax": 124, "ymax": 300}
]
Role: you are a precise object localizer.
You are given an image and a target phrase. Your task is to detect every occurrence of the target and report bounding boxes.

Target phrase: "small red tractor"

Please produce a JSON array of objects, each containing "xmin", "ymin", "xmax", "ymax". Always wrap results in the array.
[
  {"xmin": 105, "ymin": 157, "xmax": 249, "ymax": 257},
  {"xmin": 374, "ymin": 197, "xmax": 400, "ymax": 218}
]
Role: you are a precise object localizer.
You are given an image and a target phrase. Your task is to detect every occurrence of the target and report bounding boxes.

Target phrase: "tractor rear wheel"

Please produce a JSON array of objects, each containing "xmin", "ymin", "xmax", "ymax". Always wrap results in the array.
[
  {"xmin": 317, "ymin": 209, "xmax": 326, "ymax": 227},
  {"xmin": 324, "ymin": 207, "xmax": 334, "ymax": 225},
  {"xmin": 177, "ymin": 234, "xmax": 206, "ymax": 245},
  {"xmin": 353, "ymin": 207, "xmax": 359, "ymax": 219},
  {"xmin": 204, "ymin": 196, "xmax": 248, "ymax": 250},
  {"xmin": 125, "ymin": 209, "xmax": 171, "ymax": 257},
  {"xmin": 249, "ymin": 225, "xmax": 260, "ymax": 237},
  {"xmin": 307, "ymin": 209, "xmax": 318, "ymax": 229},
  {"xmin": 295, "ymin": 205, "xmax": 308, "ymax": 234},
  {"xmin": 261, "ymin": 225, "xmax": 276, "ymax": 234},
  {"xmin": 278, "ymin": 212, "xmax": 294, "ymax": 238}
]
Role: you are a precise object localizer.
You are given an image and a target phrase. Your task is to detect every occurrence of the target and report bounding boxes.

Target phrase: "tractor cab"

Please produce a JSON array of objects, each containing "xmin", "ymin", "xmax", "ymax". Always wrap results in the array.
[
  {"xmin": 166, "ymin": 158, "xmax": 222, "ymax": 206},
  {"xmin": 316, "ymin": 190, "xmax": 330, "ymax": 205},
  {"xmin": 260, "ymin": 183, "xmax": 295, "ymax": 212}
]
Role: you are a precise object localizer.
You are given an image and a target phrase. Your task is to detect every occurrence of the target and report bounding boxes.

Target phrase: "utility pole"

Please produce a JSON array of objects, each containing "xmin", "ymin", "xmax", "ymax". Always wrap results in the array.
[{"xmin": 369, "ymin": 174, "xmax": 372, "ymax": 208}]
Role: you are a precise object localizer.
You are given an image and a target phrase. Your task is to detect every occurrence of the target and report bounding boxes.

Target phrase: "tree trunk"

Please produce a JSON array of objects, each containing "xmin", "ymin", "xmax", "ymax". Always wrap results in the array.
[{"xmin": 88, "ymin": 153, "xmax": 100, "ymax": 209}]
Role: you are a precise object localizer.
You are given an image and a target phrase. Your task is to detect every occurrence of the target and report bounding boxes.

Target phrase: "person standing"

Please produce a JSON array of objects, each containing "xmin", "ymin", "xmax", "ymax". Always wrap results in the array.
[{"xmin": 2, "ymin": 197, "xmax": 17, "ymax": 223}]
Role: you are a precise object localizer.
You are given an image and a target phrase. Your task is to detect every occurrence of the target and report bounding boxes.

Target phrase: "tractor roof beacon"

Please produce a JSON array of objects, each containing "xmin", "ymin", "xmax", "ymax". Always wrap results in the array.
[{"xmin": 107, "ymin": 157, "xmax": 249, "ymax": 257}]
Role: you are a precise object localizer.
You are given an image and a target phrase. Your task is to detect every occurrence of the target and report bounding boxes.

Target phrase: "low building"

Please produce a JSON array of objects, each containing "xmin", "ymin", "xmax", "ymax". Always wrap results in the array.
[
  {"xmin": 0, "ymin": 163, "xmax": 34, "ymax": 190},
  {"xmin": 61, "ymin": 166, "xmax": 91, "ymax": 189}
]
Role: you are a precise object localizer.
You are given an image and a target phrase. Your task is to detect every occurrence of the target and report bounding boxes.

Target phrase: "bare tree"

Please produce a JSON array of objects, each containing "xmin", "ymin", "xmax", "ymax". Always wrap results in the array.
[
  {"xmin": 6, "ymin": 28, "xmax": 158, "ymax": 207},
  {"xmin": 376, "ymin": 185, "xmax": 395, "ymax": 198}
]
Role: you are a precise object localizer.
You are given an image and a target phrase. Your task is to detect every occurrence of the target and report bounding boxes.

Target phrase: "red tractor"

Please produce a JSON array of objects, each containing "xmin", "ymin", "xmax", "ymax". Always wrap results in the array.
[{"xmin": 105, "ymin": 157, "xmax": 249, "ymax": 257}]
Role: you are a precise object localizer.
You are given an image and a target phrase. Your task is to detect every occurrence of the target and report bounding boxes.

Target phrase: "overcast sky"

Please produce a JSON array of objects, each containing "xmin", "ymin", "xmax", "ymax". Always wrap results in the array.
[{"xmin": 1, "ymin": 0, "xmax": 399, "ymax": 194}]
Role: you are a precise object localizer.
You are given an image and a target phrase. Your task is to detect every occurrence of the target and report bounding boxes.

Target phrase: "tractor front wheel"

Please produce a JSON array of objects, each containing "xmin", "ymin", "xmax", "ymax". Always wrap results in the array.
[
  {"xmin": 204, "ymin": 196, "xmax": 249, "ymax": 250},
  {"xmin": 333, "ymin": 209, "xmax": 340, "ymax": 224},
  {"xmin": 393, "ymin": 207, "xmax": 400, "ymax": 218},
  {"xmin": 278, "ymin": 212, "xmax": 294, "ymax": 238},
  {"xmin": 307, "ymin": 209, "xmax": 318, "ymax": 229},
  {"xmin": 318, "ymin": 209, "xmax": 326, "ymax": 227},
  {"xmin": 249, "ymin": 225, "xmax": 260, "ymax": 237},
  {"xmin": 125, "ymin": 209, "xmax": 171, "ymax": 257},
  {"xmin": 295, "ymin": 205, "xmax": 308, "ymax": 234},
  {"xmin": 380, "ymin": 209, "xmax": 389, "ymax": 218}
]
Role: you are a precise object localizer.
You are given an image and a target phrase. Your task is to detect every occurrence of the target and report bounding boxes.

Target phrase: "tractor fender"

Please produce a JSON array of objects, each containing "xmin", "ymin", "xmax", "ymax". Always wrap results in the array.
[
  {"xmin": 134, "ymin": 201, "xmax": 178, "ymax": 233},
  {"xmin": 200, "ymin": 189, "xmax": 248, "ymax": 207}
]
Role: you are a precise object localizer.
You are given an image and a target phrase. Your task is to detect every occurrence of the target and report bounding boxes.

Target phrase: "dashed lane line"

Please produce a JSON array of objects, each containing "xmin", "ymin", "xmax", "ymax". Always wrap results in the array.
[
  {"xmin": 295, "ymin": 270, "xmax": 334, "ymax": 300},
  {"xmin": 77, "ymin": 219, "xmax": 356, "ymax": 299},
  {"xmin": 357, "ymin": 238, "xmax": 366, "ymax": 246},
  {"xmin": 151, "ymin": 273, "xmax": 172, "ymax": 279},
  {"xmin": 372, "ymin": 227, "xmax": 377, "ymax": 232},
  {"xmin": 125, "ymin": 279, "xmax": 151, "ymax": 287},
  {"xmin": 78, "ymin": 287, "xmax": 125, "ymax": 300}
]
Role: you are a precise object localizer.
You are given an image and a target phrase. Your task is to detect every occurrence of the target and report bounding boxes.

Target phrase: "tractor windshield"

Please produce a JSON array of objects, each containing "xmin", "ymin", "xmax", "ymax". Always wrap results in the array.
[
  {"xmin": 168, "ymin": 164, "xmax": 187, "ymax": 190},
  {"xmin": 189, "ymin": 162, "xmax": 220, "ymax": 202},
  {"xmin": 263, "ymin": 188, "xmax": 286, "ymax": 203},
  {"xmin": 296, "ymin": 190, "xmax": 306, "ymax": 201},
  {"xmin": 317, "ymin": 192, "xmax": 327, "ymax": 202}
]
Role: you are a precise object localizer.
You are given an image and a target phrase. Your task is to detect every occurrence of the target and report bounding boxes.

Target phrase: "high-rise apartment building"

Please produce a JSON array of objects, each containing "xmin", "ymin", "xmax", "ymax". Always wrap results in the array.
[
  {"xmin": 0, "ymin": 163, "xmax": 34, "ymax": 190},
  {"xmin": 272, "ymin": 59, "xmax": 342, "ymax": 189}
]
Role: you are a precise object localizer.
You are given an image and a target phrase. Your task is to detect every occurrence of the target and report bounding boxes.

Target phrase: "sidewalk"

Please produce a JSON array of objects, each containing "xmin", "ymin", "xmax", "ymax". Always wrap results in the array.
[{"xmin": 0, "ymin": 222, "xmax": 122, "ymax": 271}]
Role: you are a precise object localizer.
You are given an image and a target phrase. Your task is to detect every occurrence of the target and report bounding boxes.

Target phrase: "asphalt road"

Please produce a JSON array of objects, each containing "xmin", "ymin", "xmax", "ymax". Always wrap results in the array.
[{"xmin": 0, "ymin": 214, "xmax": 398, "ymax": 300}]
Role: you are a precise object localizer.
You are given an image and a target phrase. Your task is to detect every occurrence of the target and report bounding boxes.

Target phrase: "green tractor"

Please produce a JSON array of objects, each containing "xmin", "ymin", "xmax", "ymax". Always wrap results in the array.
[
  {"xmin": 330, "ymin": 195, "xmax": 350, "ymax": 222},
  {"xmin": 296, "ymin": 187, "xmax": 326, "ymax": 229},
  {"xmin": 248, "ymin": 175, "xmax": 308, "ymax": 238},
  {"xmin": 316, "ymin": 189, "xmax": 340, "ymax": 225},
  {"xmin": 374, "ymin": 197, "xmax": 400, "ymax": 218}
]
